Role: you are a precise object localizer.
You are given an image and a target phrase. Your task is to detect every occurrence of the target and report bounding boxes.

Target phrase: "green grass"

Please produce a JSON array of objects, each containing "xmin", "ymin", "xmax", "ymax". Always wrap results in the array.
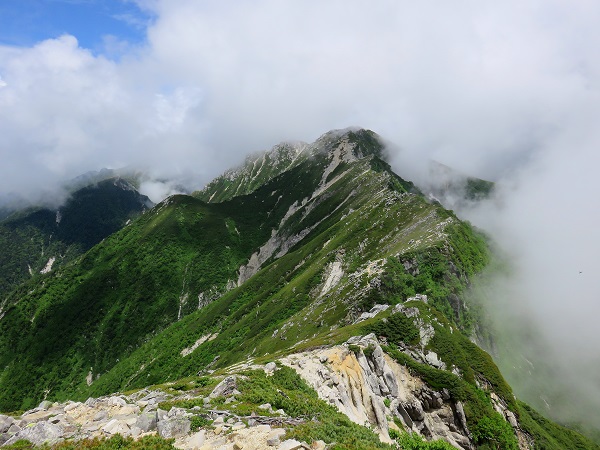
[
  {"xmin": 234, "ymin": 367, "xmax": 391, "ymax": 450},
  {"xmin": 516, "ymin": 401, "xmax": 600, "ymax": 450},
  {"xmin": 385, "ymin": 347, "xmax": 519, "ymax": 450},
  {"xmin": 2, "ymin": 435, "xmax": 176, "ymax": 450}
]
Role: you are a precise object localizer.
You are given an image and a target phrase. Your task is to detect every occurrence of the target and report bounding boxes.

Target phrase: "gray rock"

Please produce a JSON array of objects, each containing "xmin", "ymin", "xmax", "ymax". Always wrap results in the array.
[
  {"xmin": 454, "ymin": 401, "xmax": 468, "ymax": 432},
  {"xmin": 505, "ymin": 410, "xmax": 519, "ymax": 428},
  {"xmin": 278, "ymin": 439, "xmax": 306, "ymax": 450},
  {"xmin": 113, "ymin": 414, "xmax": 138, "ymax": 426},
  {"xmin": 353, "ymin": 333, "xmax": 379, "ymax": 347},
  {"xmin": 232, "ymin": 422, "xmax": 246, "ymax": 431},
  {"xmin": 355, "ymin": 352, "xmax": 381, "ymax": 396},
  {"xmin": 432, "ymin": 392, "xmax": 444, "ymax": 409},
  {"xmin": 64, "ymin": 402, "xmax": 81, "ymax": 412},
  {"xmin": 371, "ymin": 344, "xmax": 387, "ymax": 376},
  {"xmin": 7, "ymin": 423, "xmax": 21, "ymax": 434},
  {"xmin": 396, "ymin": 402, "xmax": 414, "ymax": 429},
  {"xmin": 354, "ymin": 304, "xmax": 390, "ymax": 323},
  {"xmin": 441, "ymin": 389, "xmax": 451, "ymax": 400},
  {"xmin": 102, "ymin": 419, "xmax": 130, "ymax": 435},
  {"xmin": 4, "ymin": 421, "xmax": 63, "ymax": 446},
  {"xmin": 83, "ymin": 424, "xmax": 101, "ymax": 432},
  {"xmin": 267, "ymin": 436, "xmax": 281, "ymax": 447},
  {"xmin": 144, "ymin": 403, "xmax": 158, "ymax": 413},
  {"xmin": 267, "ymin": 429, "xmax": 286, "ymax": 446},
  {"xmin": 108, "ymin": 396, "xmax": 127, "ymax": 407},
  {"xmin": 209, "ymin": 376, "xmax": 237, "ymax": 398},
  {"xmin": 38, "ymin": 400, "xmax": 53, "ymax": 411},
  {"xmin": 185, "ymin": 430, "xmax": 206, "ymax": 448},
  {"xmin": 265, "ymin": 362, "xmax": 277, "ymax": 372},
  {"xmin": 382, "ymin": 366, "xmax": 399, "ymax": 397},
  {"xmin": 118, "ymin": 405, "xmax": 140, "ymax": 416},
  {"xmin": 167, "ymin": 407, "xmax": 187, "ymax": 418},
  {"xmin": 93, "ymin": 410, "xmax": 109, "ymax": 422},
  {"xmin": 0, "ymin": 415, "xmax": 15, "ymax": 433},
  {"xmin": 407, "ymin": 294, "xmax": 428, "ymax": 303},
  {"xmin": 392, "ymin": 304, "xmax": 420, "ymax": 318},
  {"xmin": 157, "ymin": 417, "xmax": 191, "ymax": 439},
  {"xmin": 156, "ymin": 408, "xmax": 168, "ymax": 422},
  {"xmin": 135, "ymin": 412, "xmax": 158, "ymax": 432},
  {"xmin": 102, "ymin": 419, "xmax": 118, "ymax": 433},
  {"xmin": 424, "ymin": 351, "xmax": 446, "ymax": 369},
  {"xmin": 404, "ymin": 401, "xmax": 425, "ymax": 421},
  {"xmin": 49, "ymin": 414, "xmax": 66, "ymax": 424}
]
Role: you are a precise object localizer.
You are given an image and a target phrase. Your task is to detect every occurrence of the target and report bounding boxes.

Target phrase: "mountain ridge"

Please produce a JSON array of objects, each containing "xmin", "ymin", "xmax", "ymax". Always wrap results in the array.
[
  {"xmin": 0, "ymin": 177, "xmax": 153, "ymax": 303},
  {"xmin": 0, "ymin": 128, "xmax": 596, "ymax": 450}
]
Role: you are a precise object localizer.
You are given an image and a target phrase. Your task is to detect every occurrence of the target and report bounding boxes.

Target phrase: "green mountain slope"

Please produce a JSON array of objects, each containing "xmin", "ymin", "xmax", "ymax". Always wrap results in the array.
[
  {"xmin": 0, "ymin": 129, "xmax": 595, "ymax": 450},
  {"xmin": 0, "ymin": 178, "xmax": 152, "ymax": 300}
]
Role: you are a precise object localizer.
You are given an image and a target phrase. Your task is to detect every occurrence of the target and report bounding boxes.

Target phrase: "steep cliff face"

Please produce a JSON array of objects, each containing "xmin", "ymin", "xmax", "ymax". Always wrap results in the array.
[{"xmin": 283, "ymin": 335, "xmax": 475, "ymax": 449}]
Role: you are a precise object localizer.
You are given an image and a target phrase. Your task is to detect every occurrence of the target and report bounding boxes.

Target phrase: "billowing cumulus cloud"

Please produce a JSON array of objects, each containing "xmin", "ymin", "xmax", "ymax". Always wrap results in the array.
[{"xmin": 1, "ymin": 0, "xmax": 600, "ymax": 427}]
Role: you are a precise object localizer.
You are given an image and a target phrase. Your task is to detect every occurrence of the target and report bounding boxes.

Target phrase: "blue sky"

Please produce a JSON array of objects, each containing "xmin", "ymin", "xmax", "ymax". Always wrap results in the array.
[{"xmin": 0, "ymin": 0, "xmax": 151, "ymax": 52}]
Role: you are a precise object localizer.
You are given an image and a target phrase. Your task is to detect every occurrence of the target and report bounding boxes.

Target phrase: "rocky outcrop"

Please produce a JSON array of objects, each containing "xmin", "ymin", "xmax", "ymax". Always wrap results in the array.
[
  {"xmin": 354, "ymin": 304, "xmax": 390, "ymax": 323},
  {"xmin": 282, "ymin": 334, "xmax": 475, "ymax": 449},
  {"xmin": 0, "ymin": 383, "xmax": 315, "ymax": 449},
  {"xmin": 1, "ymin": 392, "xmax": 166, "ymax": 446}
]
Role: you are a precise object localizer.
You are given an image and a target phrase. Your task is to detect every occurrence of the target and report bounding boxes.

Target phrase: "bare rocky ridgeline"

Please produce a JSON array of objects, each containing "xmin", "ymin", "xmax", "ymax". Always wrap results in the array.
[
  {"xmin": 0, "ymin": 333, "xmax": 527, "ymax": 449},
  {"xmin": 0, "ymin": 381, "xmax": 321, "ymax": 450}
]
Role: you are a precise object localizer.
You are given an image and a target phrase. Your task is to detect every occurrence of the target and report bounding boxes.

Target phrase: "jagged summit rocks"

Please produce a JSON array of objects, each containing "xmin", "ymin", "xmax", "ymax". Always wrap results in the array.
[{"xmin": 197, "ymin": 128, "xmax": 394, "ymax": 205}]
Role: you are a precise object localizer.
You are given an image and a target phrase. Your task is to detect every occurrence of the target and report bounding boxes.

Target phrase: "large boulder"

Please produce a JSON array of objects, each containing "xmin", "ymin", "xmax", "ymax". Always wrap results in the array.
[
  {"xmin": 0, "ymin": 415, "xmax": 15, "ymax": 433},
  {"xmin": 135, "ymin": 412, "xmax": 158, "ymax": 432},
  {"xmin": 209, "ymin": 376, "xmax": 237, "ymax": 398},
  {"xmin": 4, "ymin": 422, "xmax": 63, "ymax": 447},
  {"xmin": 157, "ymin": 417, "xmax": 191, "ymax": 439}
]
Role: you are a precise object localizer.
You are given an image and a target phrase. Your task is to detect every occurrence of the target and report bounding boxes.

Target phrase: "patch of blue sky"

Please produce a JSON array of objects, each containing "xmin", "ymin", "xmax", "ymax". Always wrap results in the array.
[{"xmin": 0, "ymin": 0, "xmax": 153, "ymax": 55}]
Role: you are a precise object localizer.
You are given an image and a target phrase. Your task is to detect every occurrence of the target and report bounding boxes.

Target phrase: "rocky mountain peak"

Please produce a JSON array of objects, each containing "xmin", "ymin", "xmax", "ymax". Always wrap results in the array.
[{"xmin": 311, "ymin": 127, "xmax": 386, "ymax": 161}]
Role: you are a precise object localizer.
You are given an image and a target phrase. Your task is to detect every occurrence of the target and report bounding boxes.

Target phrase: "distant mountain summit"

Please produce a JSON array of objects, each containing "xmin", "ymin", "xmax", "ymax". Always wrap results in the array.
[
  {"xmin": 197, "ymin": 129, "xmax": 389, "ymax": 203},
  {"xmin": 0, "ymin": 177, "xmax": 152, "ymax": 298}
]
